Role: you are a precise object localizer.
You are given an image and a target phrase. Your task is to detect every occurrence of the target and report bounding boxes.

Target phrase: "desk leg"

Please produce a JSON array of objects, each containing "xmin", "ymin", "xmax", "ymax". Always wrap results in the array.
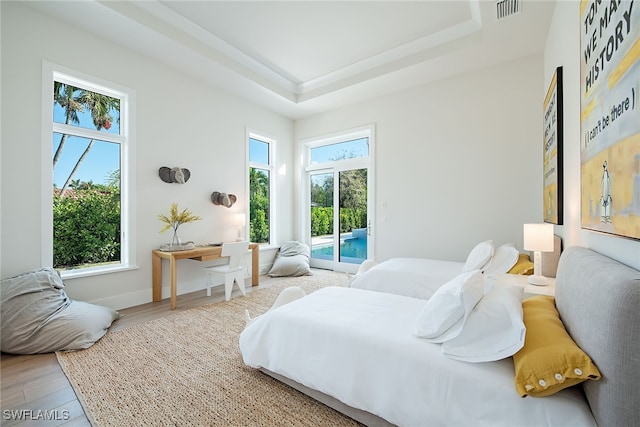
[
  {"xmin": 152, "ymin": 252, "xmax": 162, "ymax": 302},
  {"xmin": 170, "ymin": 256, "xmax": 177, "ymax": 310},
  {"xmin": 251, "ymin": 246, "xmax": 259, "ymax": 286}
]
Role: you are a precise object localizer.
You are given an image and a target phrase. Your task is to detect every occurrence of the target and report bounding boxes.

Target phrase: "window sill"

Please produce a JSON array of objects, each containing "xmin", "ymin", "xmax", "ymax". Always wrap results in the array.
[
  {"xmin": 256, "ymin": 243, "xmax": 280, "ymax": 252},
  {"xmin": 60, "ymin": 264, "xmax": 139, "ymax": 280}
]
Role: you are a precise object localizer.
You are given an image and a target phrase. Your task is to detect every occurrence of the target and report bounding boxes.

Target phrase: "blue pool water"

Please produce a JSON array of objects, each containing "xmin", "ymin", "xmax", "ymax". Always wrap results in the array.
[{"xmin": 311, "ymin": 234, "xmax": 367, "ymax": 264}]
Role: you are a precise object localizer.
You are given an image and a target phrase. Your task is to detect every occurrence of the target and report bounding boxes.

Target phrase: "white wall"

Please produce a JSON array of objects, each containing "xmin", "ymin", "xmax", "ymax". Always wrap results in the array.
[
  {"xmin": 3, "ymin": 1, "xmax": 637, "ymax": 312},
  {"xmin": 544, "ymin": 1, "xmax": 640, "ymax": 270},
  {"xmin": 295, "ymin": 55, "xmax": 544, "ymax": 263},
  {"xmin": 1, "ymin": 2, "xmax": 294, "ymax": 308}
]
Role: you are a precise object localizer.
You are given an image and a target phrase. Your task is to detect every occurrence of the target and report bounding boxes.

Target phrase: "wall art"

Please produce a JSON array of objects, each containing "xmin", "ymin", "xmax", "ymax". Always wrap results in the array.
[{"xmin": 580, "ymin": 0, "xmax": 640, "ymax": 239}]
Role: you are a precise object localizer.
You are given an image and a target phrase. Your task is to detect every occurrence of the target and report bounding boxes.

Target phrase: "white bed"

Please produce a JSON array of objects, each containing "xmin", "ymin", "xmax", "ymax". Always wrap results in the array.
[
  {"xmin": 349, "ymin": 241, "xmax": 524, "ymax": 300},
  {"xmin": 349, "ymin": 257, "xmax": 465, "ymax": 300},
  {"xmin": 240, "ymin": 247, "xmax": 640, "ymax": 427},
  {"xmin": 240, "ymin": 286, "xmax": 595, "ymax": 427}
]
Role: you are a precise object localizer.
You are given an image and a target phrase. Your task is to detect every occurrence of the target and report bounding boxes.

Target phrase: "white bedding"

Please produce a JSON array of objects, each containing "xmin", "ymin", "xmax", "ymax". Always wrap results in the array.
[
  {"xmin": 239, "ymin": 287, "xmax": 596, "ymax": 427},
  {"xmin": 349, "ymin": 257, "xmax": 464, "ymax": 299}
]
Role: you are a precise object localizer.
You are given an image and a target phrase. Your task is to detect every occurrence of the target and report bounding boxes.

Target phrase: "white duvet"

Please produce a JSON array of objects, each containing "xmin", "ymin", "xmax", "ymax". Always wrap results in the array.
[
  {"xmin": 349, "ymin": 257, "xmax": 465, "ymax": 299},
  {"xmin": 239, "ymin": 287, "xmax": 596, "ymax": 427}
]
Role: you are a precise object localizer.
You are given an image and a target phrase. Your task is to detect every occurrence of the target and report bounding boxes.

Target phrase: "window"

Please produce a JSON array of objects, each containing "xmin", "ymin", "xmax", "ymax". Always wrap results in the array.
[
  {"xmin": 310, "ymin": 137, "xmax": 369, "ymax": 164},
  {"xmin": 248, "ymin": 132, "xmax": 275, "ymax": 244},
  {"xmin": 43, "ymin": 63, "xmax": 135, "ymax": 277}
]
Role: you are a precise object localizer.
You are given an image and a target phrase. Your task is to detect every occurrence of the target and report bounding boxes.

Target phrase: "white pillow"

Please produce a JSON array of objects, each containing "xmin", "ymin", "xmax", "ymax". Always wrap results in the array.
[
  {"xmin": 462, "ymin": 240, "xmax": 494, "ymax": 272},
  {"xmin": 442, "ymin": 283, "xmax": 525, "ymax": 363},
  {"xmin": 414, "ymin": 270, "xmax": 484, "ymax": 342},
  {"xmin": 484, "ymin": 243, "xmax": 520, "ymax": 275}
]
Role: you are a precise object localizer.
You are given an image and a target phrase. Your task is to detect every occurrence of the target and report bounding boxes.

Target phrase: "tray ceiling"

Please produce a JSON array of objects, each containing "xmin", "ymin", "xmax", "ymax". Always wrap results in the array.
[{"xmin": 26, "ymin": 1, "xmax": 555, "ymax": 119}]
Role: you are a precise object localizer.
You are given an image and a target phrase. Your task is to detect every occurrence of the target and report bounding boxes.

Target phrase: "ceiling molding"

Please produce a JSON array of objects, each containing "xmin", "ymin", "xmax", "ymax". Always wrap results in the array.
[
  {"xmin": 98, "ymin": 0, "xmax": 299, "ymax": 102},
  {"xmin": 298, "ymin": 4, "xmax": 483, "ymax": 98},
  {"xmin": 25, "ymin": 0, "xmax": 554, "ymax": 119},
  {"xmin": 98, "ymin": 0, "xmax": 487, "ymax": 104}
]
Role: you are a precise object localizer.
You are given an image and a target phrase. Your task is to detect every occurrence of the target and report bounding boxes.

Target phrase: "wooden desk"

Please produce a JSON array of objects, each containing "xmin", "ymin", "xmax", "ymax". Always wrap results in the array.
[{"xmin": 152, "ymin": 243, "xmax": 259, "ymax": 309}]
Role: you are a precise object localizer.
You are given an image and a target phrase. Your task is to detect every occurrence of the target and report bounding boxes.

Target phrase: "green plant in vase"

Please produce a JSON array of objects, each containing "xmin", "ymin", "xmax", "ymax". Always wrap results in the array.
[{"xmin": 158, "ymin": 203, "xmax": 202, "ymax": 249}]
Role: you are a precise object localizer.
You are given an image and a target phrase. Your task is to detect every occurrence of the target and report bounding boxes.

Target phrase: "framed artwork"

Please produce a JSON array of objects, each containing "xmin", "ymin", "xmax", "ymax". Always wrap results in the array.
[
  {"xmin": 543, "ymin": 66, "xmax": 563, "ymax": 225},
  {"xmin": 580, "ymin": 1, "xmax": 640, "ymax": 240}
]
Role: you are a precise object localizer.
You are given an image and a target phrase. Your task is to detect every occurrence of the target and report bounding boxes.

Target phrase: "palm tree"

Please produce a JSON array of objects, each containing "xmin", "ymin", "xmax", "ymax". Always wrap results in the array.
[
  {"xmin": 60, "ymin": 140, "xmax": 96, "ymax": 194},
  {"xmin": 52, "ymin": 83, "xmax": 83, "ymax": 168},
  {"xmin": 54, "ymin": 84, "xmax": 120, "ymax": 196},
  {"xmin": 105, "ymin": 169, "xmax": 120, "ymax": 189}
]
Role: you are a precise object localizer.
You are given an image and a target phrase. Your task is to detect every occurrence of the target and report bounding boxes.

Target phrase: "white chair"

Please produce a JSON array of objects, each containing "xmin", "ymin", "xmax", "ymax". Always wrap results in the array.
[{"xmin": 204, "ymin": 241, "xmax": 249, "ymax": 301}]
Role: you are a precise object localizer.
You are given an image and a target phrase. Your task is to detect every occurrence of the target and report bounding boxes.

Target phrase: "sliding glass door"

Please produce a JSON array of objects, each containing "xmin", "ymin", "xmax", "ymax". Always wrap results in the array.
[{"xmin": 304, "ymin": 128, "xmax": 373, "ymax": 273}]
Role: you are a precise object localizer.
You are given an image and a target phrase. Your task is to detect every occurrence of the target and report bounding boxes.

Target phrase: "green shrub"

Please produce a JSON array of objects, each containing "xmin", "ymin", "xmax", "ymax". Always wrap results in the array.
[
  {"xmin": 310, "ymin": 207, "xmax": 366, "ymax": 236},
  {"xmin": 53, "ymin": 188, "xmax": 120, "ymax": 269}
]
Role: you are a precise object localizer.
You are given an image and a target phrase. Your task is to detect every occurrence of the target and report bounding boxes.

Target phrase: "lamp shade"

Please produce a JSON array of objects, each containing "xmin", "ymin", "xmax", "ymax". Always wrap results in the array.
[{"xmin": 523, "ymin": 223, "xmax": 554, "ymax": 252}]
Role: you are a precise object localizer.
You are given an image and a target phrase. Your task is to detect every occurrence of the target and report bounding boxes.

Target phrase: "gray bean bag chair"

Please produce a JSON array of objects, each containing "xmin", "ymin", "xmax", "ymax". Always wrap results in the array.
[
  {"xmin": 1, "ymin": 268, "xmax": 119, "ymax": 354},
  {"xmin": 268, "ymin": 241, "xmax": 313, "ymax": 277}
]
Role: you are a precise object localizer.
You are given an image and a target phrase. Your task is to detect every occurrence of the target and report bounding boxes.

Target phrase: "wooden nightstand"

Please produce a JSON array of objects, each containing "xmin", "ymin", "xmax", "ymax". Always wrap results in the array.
[{"xmin": 487, "ymin": 274, "xmax": 556, "ymax": 298}]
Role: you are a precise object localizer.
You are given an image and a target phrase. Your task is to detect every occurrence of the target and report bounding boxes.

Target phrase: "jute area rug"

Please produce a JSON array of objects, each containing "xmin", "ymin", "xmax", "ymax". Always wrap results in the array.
[{"xmin": 57, "ymin": 272, "xmax": 362, "ymax": 427}]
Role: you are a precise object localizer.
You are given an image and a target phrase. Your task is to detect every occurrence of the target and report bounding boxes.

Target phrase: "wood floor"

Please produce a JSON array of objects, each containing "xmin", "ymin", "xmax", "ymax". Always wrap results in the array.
[{"xmin": 0, "ymin": 274, "xmax": 288, "ymax": 426}]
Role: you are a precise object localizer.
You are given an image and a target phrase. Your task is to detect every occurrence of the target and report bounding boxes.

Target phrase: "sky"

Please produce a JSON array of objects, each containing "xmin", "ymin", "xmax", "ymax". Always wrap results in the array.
[
  {"xmin": 310, "ymin": 138, "xmax": 369, "ymax": 164},
  {"xmin": 53, "ymin": 103, "xmax": 120, "ymax": 188},
  {"xmin": 250, "ymin": 136, "xmax": 369, "ymax": 166}
]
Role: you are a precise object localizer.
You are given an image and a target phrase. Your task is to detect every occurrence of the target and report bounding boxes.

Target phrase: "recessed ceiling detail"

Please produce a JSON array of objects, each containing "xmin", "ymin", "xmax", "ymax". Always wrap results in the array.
[
  {"xmin": 110, "ymin": 0, "xmax": 484, "ymax": 103},
  {"xmin": 28, "ymin": 0, "xmax": 555, "ymax": 119}
]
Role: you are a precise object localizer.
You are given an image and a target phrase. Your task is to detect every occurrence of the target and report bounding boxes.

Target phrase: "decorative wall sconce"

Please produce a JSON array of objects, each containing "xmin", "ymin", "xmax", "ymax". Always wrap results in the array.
[
  {"xmin": 159, "ymin": 167, "xmax": 191, "ymax": 184},
  {"xmin": 211, "ymin": 191, "xmax": 237, "ymax": 208}
]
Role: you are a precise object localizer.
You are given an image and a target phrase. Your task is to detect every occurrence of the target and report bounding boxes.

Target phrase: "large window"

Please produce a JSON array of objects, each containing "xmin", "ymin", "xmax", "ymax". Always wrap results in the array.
[
  {"xmin": 248, "ymin": 132, "xmax": 275, "ymax": 244},
  {"xmin": 44, "ymin": 64, "xmax": 135, "ymax": 277}
]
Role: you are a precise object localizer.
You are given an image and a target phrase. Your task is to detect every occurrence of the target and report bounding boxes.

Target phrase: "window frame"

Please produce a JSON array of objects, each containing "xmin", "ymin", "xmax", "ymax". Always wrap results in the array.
[
  {"xmin": 246, "ymin": 129, "xmax": 276, "ymax": 246},
  {"xmin": 42, "ymin": 62, "xmax": 137, "ymax": 279}
]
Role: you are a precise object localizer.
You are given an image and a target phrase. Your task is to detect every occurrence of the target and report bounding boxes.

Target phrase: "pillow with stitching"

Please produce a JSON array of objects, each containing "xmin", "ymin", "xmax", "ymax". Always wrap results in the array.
[
  {"xmin": 463, "ymin": 240, "xmax": 494, "ymax": 272},
  {"xmin": 414, "ymin": 269, "xmax": 484, "ymax": 342},
  {"xmin": 484, "ymin": 243, "xmax": 520, "ymax": 275},
  {"xmin": 442, "ymin": 283, "xmax": 525, "ymax": 362},
  {"xmin": 513, "ymin": 296, "xmax": 601, "ymax": 397}
]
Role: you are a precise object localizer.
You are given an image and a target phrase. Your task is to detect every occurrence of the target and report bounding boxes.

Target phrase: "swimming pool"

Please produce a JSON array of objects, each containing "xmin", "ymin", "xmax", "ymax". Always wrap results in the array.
[{"xmin": 311, "ymin": 234, "xmax": 367, "ymax": 264}]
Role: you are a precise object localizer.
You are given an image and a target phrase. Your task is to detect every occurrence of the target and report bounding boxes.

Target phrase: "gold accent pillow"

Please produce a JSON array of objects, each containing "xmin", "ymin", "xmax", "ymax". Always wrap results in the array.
[
  {"xmin": 513, "ymin": 296, "xmax": 601, "ymax": 397},
  {"xmin": 508, "ymin": 253, "xmax": 534, "ymax": 275}
]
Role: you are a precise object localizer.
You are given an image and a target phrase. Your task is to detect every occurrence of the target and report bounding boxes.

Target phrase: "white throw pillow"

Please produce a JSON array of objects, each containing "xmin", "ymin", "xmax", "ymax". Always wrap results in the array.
[
  {"xmin": 414, "ymin": 270, "xmax": 484, "ymax": 342},
  {"xmin": 484, "ymin": 243, "xmax": 520, "ymax": 275},
  {"xmin": 442, "ymin": 283, "xmax": 525, "ymax": 363},
  {"xmin": 462, "ymin": 240, "xmax": 494, "ymax": 272}
]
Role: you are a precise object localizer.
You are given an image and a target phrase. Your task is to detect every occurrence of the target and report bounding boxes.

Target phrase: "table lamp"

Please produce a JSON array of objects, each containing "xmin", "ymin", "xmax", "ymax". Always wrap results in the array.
[
  {"xmin": 235, "ymin": 213, "xmax": 246, "ymax": 241},
  {"xmin": 523, "ymin": 223, "xmax": 554, "ymax": 286}
]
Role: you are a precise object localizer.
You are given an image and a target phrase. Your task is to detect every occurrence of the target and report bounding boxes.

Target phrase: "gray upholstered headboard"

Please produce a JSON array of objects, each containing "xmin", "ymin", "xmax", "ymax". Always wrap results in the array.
[{"xmin": 555, "ymin": 246, "xmax": 640, "ymax": 427}]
